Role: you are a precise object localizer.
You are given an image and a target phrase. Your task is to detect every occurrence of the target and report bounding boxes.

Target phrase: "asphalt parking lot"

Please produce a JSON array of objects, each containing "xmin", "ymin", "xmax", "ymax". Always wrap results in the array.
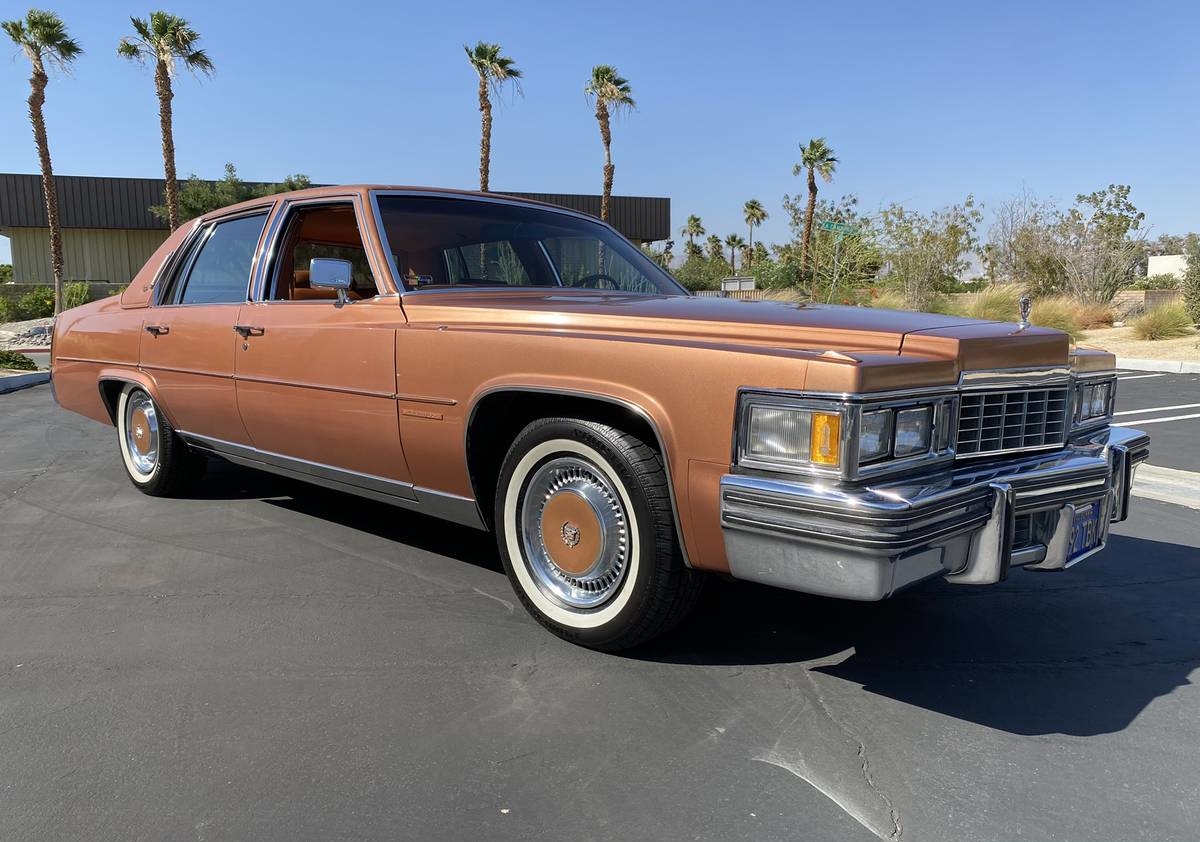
[{"xmin": 1, "ymin": 382, "xmax": 1198, "ymax": 842}]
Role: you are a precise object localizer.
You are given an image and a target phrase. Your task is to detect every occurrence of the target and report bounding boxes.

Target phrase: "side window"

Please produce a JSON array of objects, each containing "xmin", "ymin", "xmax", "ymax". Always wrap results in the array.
[
  {"xmin": 442, "ymin": 241, "xmax": 531, "ymax": 286},
  {"xmin": 268, "ymin": 204, "xmax": 379, "ymax": 301},
  {"xmin": 174, "ymin": 213, "xmax": 268, "ymax": 305},
  {"xmin": 542, "ymin": 236, "xmax": 659, "ymax": 293}
]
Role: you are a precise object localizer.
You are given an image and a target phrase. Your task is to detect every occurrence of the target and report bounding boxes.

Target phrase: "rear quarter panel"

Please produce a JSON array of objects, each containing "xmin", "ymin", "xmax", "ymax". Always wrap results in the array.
[{"xmin": 52, "ymin": 224, "xmax": 194, "ymax": 425}]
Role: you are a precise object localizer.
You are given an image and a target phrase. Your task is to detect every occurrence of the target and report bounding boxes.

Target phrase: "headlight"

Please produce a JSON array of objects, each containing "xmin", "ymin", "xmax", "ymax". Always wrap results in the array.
[
  {"xmin": 737, "ymin": 393, "xmax": 949, "ymax": 478},
  {"xmin": 1073, "ymin": 378, "xmax": 1114, "ymax": 426},
  {"xmin": 859, "ymin": 410, "xmax": 892, "ymax": 463},
  {"xmin": 894, "ymin": 406, "xmax": 934, "ymax": 457},
  {"xmin": 740, "ymin": 399, "xmax": 843, "ymax": 470}
]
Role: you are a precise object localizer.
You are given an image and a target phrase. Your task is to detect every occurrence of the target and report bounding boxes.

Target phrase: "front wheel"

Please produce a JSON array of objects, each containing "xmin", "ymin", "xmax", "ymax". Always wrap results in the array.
[
  {"xmin": 116, "ymin": 384, "xmax": 205, "ymax": 496},
  {"xmin": 495, "ymin": 418, "xmax": 703, "ymax": 651}
]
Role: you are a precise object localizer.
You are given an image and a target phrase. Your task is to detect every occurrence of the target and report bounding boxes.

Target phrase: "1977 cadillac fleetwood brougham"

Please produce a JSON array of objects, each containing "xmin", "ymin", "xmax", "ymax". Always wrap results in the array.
[{"xmin": 51, "ymin": 186, "xmax": 1150, "ymax": 650}]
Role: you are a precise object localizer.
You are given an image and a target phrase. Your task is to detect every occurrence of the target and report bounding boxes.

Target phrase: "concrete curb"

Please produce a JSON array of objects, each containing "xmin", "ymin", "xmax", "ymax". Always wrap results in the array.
[
  {"xmin": 1132, "ymin": 464, "xmax": 1200, "ymax": 511},
  {"xmin": 0, "ymin": 371, "xmax": 50, "ymax": 394},
  {"xmin": 1116, "ymin": 357, "xmax": 1200, "ymax": 374}
]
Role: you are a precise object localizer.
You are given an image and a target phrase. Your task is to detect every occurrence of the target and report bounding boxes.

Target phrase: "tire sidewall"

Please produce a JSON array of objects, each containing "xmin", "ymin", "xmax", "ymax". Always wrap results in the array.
[
  {"xmin": 117, "ymin": 386, "xmax": 161, "ymax": 487},
  {"xmin": 497, "ymin": 421, "xmax": 661, "ymax": 645}
]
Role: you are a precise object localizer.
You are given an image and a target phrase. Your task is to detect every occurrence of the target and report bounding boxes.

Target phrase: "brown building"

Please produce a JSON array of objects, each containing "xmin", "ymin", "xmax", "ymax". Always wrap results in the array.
[{"xmin": 0, "ymin": 173, "xmax": 670, "ymax": 284}]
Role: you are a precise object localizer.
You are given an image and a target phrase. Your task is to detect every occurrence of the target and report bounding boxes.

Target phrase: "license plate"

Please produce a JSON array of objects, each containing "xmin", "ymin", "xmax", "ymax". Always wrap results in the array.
[{"xmin": 1067, "ymin": 501, "xmax": 1103, "ymax": 564}]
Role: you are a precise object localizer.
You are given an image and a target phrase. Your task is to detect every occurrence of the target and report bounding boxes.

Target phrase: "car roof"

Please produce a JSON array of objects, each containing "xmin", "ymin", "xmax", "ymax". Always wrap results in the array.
[{"xmin": 199, "ymin": 185, "xmax": 590, "ymax": 225}]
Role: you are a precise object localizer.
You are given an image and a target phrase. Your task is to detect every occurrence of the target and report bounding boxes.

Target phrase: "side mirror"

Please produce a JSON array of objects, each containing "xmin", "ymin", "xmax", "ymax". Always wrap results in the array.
[{"xmin": 309, "ymin": 258, "xmax": 354, "ymax": 304}]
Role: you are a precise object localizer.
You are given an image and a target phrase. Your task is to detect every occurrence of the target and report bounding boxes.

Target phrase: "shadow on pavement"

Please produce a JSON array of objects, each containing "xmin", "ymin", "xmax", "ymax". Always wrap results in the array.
[
  {"xmin": 643, "ymin": 532, "xmax": 1199, "ymax": 737},
  {"xmin": 194, "ymin": 459, "xmax": 1197, "ymax": 738}
]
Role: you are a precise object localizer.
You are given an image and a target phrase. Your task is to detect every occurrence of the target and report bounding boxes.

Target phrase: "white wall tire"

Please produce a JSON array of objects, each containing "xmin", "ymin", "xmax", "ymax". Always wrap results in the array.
[
  {"xmin": 115, "ymin": 384, "xmax": 204, "ymax": 496},
  {"xmin": 495, "ymin": 418, "xmax": 704, "ymax": 650}
]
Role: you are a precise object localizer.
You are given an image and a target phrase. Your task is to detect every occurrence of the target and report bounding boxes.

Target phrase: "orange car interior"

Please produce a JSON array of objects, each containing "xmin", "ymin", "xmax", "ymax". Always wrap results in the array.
[{"xmin": 271, "ymin": 205, "xmax": 374, "ymax": 301}]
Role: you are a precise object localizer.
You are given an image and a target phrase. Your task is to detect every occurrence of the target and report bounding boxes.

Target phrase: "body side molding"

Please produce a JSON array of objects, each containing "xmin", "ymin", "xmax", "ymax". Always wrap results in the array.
[{"xmin": 179, "ymin": 432, "xmax": 485, "ymax": 529}]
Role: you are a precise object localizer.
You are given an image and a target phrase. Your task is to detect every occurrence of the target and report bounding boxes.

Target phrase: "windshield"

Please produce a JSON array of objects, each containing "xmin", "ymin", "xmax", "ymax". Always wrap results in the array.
[{"xmin": 375, "ymin": 194, "xmax": 686, "ymax": 296}]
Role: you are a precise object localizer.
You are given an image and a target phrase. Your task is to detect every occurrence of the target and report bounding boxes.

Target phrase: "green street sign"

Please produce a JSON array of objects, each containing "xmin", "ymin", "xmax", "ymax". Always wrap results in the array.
[{"xmin": 818, "ymin": 220, "xmax": 856, "ymax": 235}]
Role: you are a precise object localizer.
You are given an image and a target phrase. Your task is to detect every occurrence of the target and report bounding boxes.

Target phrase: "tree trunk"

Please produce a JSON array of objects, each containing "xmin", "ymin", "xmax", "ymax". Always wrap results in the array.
[
  {"xmin": 155, "ymin": 58, "xmax": 180, "ymax": 231},
  {"xmin": 597, "ymin": 101, "xmax": 613, "ymax": 222},
  {"xmin": 27, "ymin": 58, "xmax": 64, "ymax": 315},
  {"xmin": 478, "ymin": 76, "xmax": 491, "ymax": 192},
  {"xmin": 747, "ymin": 225, "xmax": 754, "ymax": 268},
  {"xmin": 801, "ymin": 166, "xmax": 818, "ymax": 296},
  {"xmin": 729, "ymin": 247, "xmax": 736, "ymax": 273}
]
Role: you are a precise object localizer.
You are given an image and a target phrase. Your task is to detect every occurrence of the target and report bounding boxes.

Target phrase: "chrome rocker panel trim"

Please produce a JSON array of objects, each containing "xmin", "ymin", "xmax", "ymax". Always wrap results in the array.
[
  {"xmin": 179, "ymin": 432, "xmax": 485, "ymax": 529},
  {"xmin": 719, "ymin": 425, "xmax": 1149, "ymax": 600}
]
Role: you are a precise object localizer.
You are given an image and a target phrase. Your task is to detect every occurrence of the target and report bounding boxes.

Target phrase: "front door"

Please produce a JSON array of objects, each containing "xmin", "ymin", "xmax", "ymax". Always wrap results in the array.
[
  {"xmin": 138, "ymin": 209, "xmax": 271, "ymax": 445},
  {"xmin": 232, "ymin": 199, "xmax": 413, "ymax": 487}
]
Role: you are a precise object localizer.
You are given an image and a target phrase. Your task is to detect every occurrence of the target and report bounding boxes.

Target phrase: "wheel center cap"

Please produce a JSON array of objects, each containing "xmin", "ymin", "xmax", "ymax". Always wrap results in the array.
[{"xmin": 540, "ymin": 490, "xmax": 603, "ymax": 576}]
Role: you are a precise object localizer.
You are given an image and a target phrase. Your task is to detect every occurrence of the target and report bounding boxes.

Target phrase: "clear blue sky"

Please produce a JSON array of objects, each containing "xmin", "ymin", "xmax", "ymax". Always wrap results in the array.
[{"xmin": 2, "ymin": 0, "xmax": 1197, "ymax": 266}]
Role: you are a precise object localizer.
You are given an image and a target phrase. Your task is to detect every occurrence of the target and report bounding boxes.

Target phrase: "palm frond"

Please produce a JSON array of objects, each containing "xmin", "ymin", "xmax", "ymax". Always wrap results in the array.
[{"xmin": 586, "ymin": 64, "xmax": 635, "ymax": 110}]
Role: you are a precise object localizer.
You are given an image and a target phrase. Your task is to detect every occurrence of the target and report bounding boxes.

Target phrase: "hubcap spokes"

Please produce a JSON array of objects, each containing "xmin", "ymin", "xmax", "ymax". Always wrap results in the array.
[
  {"xmin": 520, "ymin": 456, "xmax": 629, "ymax": 609},
  {"xmin": 125, "ymin": 394, "xmax": 159, "ymax": 475}
]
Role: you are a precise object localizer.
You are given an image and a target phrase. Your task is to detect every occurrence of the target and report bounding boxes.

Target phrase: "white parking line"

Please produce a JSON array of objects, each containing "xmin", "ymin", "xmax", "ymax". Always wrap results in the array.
[
  {"xmin": 1113, "ymin": 402, "xmax": 1200, "ymax": 417},
  {"xmin": 1117, "ymin": 373, "xmax": 1168, "ymax": 380},
  {"xmin": 1114, "ymin": 412, "xmax": 1200, "ymax": 427},
  {"xmin": 1133, "ymin": 465, "xmax": 1200, "ymax": 510}
]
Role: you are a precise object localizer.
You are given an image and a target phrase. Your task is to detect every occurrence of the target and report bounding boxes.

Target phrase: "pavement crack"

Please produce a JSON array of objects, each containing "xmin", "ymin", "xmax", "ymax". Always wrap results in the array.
[
  {"xmin": 856, "ymin": 741, "xmax": 903, "ymax": 840},
  {"xmin": 803, "ymin": 669, "xmax": 904, "ymax": 840}
]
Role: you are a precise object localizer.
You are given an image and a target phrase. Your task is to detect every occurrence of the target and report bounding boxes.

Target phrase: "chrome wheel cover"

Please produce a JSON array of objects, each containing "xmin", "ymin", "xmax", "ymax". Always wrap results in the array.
[
  {"xmin": 519, "ymin": 456, "xmax": 629, "ymax": 609},
  {"xmin": 123, "ymin": 392, "xmax": 160, "ymax": 476}
]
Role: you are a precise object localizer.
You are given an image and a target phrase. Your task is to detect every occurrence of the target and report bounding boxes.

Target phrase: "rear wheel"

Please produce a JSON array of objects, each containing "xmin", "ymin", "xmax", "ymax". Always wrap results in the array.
[
  {"xmin": 495, "ymin": 418, "xmax": 703, "ymax": 651},
  {"xmin": 116, "ymin": 384, "xmax": 204, "ymax": 496}
]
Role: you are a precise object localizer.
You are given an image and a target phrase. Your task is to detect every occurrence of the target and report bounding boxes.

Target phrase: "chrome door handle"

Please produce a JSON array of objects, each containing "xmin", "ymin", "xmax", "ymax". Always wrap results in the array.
[
  {"xmin": 144, "ymin": 324, "xmax": 169, "ymax": 336},
  {"xmin": 233, "ymin": 324, "xmax": 265, "ymax": 337}
]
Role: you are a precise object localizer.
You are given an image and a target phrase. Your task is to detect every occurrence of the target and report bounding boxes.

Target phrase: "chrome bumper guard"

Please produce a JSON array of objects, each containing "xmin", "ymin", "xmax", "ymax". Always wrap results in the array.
[{"xmin": 719, "ymin": 426, "xmax": 1150, "ymax": 600}]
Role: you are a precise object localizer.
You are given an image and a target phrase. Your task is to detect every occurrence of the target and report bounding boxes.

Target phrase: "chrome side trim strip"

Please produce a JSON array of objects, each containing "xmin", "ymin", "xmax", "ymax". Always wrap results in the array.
[{"xmin": 178, "ymin": 431, "xmax": 485, "ymax": 529}]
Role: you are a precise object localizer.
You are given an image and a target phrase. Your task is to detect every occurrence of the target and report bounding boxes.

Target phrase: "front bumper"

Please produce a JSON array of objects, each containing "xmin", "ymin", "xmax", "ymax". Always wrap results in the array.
[{"xmin": 719, "ymin": 426, "xmax": 1150, "ymax": 600}]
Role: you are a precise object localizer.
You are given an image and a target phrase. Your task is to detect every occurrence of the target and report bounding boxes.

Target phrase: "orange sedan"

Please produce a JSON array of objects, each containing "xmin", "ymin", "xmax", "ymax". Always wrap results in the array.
[{"xmin": 50, "ymin": 186, "xmax": 1150, "ymax": 649}]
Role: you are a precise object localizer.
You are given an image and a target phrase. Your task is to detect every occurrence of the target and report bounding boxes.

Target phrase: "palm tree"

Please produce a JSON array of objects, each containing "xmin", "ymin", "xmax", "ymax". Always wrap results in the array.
[
  {"xmin": 706, "ymin": 234, "xmax": 724, "ymax": 261},
  {"xmin": 680, "ymin": 214, "xmax": 705, "ymax": 252},
  {"xmin": 464, "ymin": 41, "xmax": 521, "ymax": 193},
  {"xmin": 743, "ymin": 199, "xmax": 767, "ymax": 267},
  {"xmin": 724, "ymin": 234, "xmax": 746, "ymax": 273},
  {"xmin": 118, "ymin": 12, "xmax": 214, "ymax": 232},
  {"xmin": 585, "ymin": 65, "xmax": 635, "ymax": 222},
  {"xmin": 3, "ymin": 10, "xmax": 82, "ymax": 315},
  {"xmin": 793, "ymin": 137, "xmax": 838, "ymax": 271}
]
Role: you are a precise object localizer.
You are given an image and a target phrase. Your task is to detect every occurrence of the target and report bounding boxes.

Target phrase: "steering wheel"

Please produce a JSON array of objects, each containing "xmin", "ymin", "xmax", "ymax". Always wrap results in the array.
[{"xmin": 572, "ymin": 273, "xmax": 620, "ymax": 290}]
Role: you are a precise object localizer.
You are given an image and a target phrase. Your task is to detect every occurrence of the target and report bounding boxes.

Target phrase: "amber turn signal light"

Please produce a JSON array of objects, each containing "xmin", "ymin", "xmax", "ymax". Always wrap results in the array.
[{"xmin": 810, "ymin": 412, "xmax": 841, "ymax": 466}]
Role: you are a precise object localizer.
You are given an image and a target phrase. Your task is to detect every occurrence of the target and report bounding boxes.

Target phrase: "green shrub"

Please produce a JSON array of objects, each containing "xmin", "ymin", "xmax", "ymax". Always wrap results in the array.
[
  {"xmin": 0, "ymin": 297, "xmax": 14, "ymax": 323},
  {"xmin": 63, "ymin": 282, "xmax": 90, "ymax": 310},
  {"xmin": 0, "ymin": 350, "xmax": 38, "ymax": 371},
  {"xmin": 865, "ymin": 290, "xmax": 908, "ymax": 311},
  {"xmin": 1030, "ymin": 296, "xmax": 1084, "ymax": 340},
  {"xmin": 963, "ymin": 285, "xmax": 1021, "ymax": 321},
  {"xmin": 1183, "ymin": 237, "xmax": 1200, "ymax": 323},
  {"xmin": 14, "ymin": 286, "xmax": 55, "ymax": 320},
  {"xmin": 1132, "ymin": 303, "xmax": 1195, "ymax": 340},
  {"xmin": 1129, "ymin": 273, "xmax": 1181, "ymax": 291}
]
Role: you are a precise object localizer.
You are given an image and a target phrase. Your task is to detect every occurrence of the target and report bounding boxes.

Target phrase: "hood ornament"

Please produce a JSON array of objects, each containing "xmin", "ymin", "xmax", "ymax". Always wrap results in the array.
[{"xmin": 1017, "ymin": 294, "xmax": 1032, "ymax": 330}]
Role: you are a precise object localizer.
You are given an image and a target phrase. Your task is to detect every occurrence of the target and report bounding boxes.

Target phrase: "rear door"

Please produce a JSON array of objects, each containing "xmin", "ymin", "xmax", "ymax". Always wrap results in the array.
[
  {"xmin": 232, "ymin": 197, "xmax": 413, "ymax": 486},
  {"xmin": 139, "ymin": 208, "xmax": 270, "ymax": 444}
]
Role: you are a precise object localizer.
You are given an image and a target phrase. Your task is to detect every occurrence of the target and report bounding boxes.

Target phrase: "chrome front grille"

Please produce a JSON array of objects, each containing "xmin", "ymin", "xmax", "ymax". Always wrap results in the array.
[{"xmin": 956, "ymin": 388, "xmax": 1069, "ymax": 457}]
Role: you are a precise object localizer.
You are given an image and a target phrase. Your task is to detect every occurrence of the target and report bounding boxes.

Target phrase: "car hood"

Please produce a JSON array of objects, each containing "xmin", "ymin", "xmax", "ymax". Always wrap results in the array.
[{"xmin": 399, "ymin": 290, "xmax": 1070, "ymax": 370}]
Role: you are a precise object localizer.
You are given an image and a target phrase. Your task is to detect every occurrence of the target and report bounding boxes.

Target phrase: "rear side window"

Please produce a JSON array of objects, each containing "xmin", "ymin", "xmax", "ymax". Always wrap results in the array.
[{"xmin": 173, "ymin": 213, "xmax": 268, "ymax": 305}]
